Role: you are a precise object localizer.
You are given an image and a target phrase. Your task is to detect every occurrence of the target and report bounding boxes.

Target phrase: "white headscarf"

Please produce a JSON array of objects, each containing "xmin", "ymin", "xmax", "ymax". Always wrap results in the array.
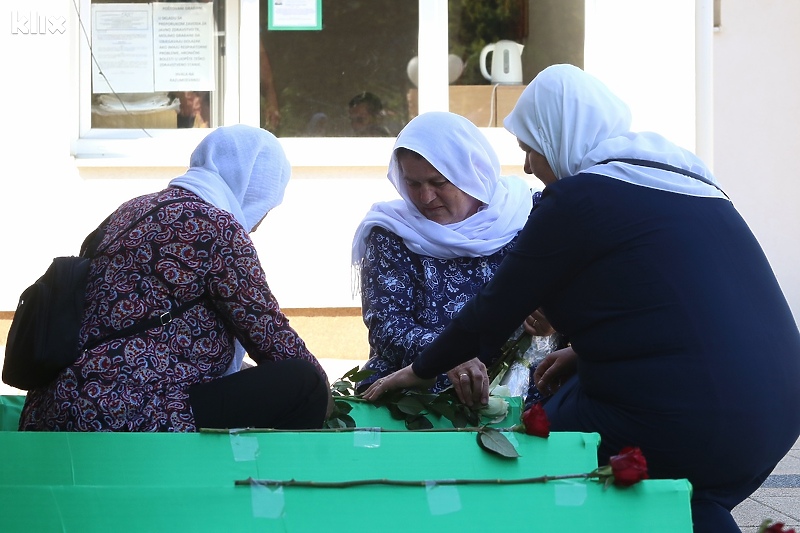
[
  {"xmin": 169, "ymin": 124, "xmax": 292, "ymax": 375},
  {"xmin": 351, "ymin": 111, "xmax": 532, "ymax": 265},
  {"xmin": 169, "ymin": 124, "xmax": 292, "ymax": 232},
  {"xmin": 503, "ymin": 64, "xmax": 727, "ymax": 199}
]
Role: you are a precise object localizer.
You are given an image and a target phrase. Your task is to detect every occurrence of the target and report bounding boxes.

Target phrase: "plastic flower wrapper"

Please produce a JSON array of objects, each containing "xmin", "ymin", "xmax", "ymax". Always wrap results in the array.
[
  {"xmin": 488, "ymin": 326, "xmax": 560, "ymax": 398},
  {"xmin": 500, "ymin": 332, "xmax": 561, "ymax": 397}
]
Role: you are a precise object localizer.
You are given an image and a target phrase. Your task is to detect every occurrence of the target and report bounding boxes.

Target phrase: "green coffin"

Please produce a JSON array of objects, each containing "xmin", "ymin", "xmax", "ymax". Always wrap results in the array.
[{"xmin": 0, "ymin": 396, "xmax": 693, "ymax": 532}]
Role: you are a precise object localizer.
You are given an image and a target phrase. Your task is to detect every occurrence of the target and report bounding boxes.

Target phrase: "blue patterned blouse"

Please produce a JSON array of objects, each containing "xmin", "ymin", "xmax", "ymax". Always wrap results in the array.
[{"xmin": 357, "ymin": 226, "xmax": 518, "ymax": 393}]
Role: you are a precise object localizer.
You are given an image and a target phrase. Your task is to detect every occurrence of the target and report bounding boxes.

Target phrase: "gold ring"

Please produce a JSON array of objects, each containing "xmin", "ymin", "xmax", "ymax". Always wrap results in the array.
[{"xmin": 533, "ymin": 319, "xmax": 538, "ymax": 327}]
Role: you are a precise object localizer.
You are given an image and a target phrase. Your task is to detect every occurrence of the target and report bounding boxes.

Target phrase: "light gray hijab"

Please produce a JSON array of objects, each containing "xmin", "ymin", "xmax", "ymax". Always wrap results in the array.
[
  {"xmin": 503, "ymin": 64, "xmax": 727, "ymax": 199},
  {"xmin": 169, "ymin": 124, "xmax": 292, "ymax": 375},
  {"xmin": 170, "ymin": 124, "xmax": 292, "ymax": 232},
  {"xmin": 352, "ymin": 111, "xmax": 533, "ymax": 265}
]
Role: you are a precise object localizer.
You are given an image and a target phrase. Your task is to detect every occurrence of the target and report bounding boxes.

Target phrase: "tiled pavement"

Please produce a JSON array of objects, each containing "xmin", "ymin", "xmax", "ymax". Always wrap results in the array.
[
  {"xmin": 733, "ymin": 436, "xmax": 800, "ymax": 532},
  {"xmin": 1, "ymin": 355, "xmax": 798, "ymax": 532}
]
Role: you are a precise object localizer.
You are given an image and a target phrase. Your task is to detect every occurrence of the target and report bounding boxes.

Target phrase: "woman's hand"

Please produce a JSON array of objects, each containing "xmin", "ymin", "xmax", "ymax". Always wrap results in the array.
[
  {"xmin": 362, "ymin": 365, "xmax": 435, "ymax": 402},
  {"xmin": 446, "ymin": 358, "xmax": 489, "ymax": 408},
  {"xmin": 533, "ymin": 346, "xmax": 578, "ymax": 396},
  {"xmin": 523, "ymin": 308, "xmax": 555, "ymax": 337}
]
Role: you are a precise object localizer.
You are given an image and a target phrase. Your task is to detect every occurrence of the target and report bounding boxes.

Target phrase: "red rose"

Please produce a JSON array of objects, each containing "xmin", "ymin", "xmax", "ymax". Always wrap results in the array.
[
  {"xmin": 609, "ymin": 446, "xmax": 649, "ymax": 487},
  {"xmin": 521, "ymin": 403, "xmax": 550, "ymax": 438},
  {"xmin": 764, "ymin": 523, "xmax": 796, "ymax": 533}
]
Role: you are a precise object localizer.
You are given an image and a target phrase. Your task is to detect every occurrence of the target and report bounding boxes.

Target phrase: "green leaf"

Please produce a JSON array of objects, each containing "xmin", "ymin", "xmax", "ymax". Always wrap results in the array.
[
  {"xmin": 476, "ymin": 428, "xmax": 520, "ymax": 459},
  {"xmin": 333, "ymin": 400, "xmax": 353, "ymax": 415},
  {"xmin": 332, "ymin": 380, "xmax": 352, "ymax": 394},
  {"xmin": 337, "ymin": 413, "xmax": 356, "ymax": 428},
  {"xmin": 324, "ymin": 417, "xmax": 347, "ymax": 429},
  {"xmin": 397, "ymin": 395, "xmax": 426, "ymax": 416},
  {"xmin": 430, "ymin": 393, "xmax": 454, "ymax": 407},
  {"xmin": 341, "ymin": 366, "xmax": 363, "ymax": 380},
  {"xmin": 448, "ymin": 408, "xmax": 471, "ymax": 428},
  {"xmin": 405, "ymin": 414, "xmax": 434, "ymax": 430},
  {"xmin": 348, "ymin": 369, "xmax": 376, "ymax": 382},
  {"xmin": 451, "ymin": 404, "xmax": 480, "ymax": 427},
  {"xmin": 385, "ymin": 402, "xmax": 406, "ymax": 420},
  {"xmin": 427, "ymin": 400, "xmax": 455, "ymax": 420},
  {"xmin": 411, "ymin": 393, "xmax": 439, "ymax": 405}
]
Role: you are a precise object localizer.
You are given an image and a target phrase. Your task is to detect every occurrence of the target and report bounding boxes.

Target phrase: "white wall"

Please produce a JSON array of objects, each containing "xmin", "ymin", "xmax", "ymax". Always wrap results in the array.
[
  {"xmin": 713, "ymin": 1, "xmax": 800, "ymax": 323},
  {"xmin": 584, "ymin": 0, "xmax": 698, "ymax": 154},
  {"xmin": 1, "ymin": 0, "xmax": 798, "ymax": 324}
]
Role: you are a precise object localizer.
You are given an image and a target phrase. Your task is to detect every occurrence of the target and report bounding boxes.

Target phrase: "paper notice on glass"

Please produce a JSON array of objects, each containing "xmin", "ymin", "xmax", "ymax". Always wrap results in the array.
[
  {"xmin": 268, "ymin": 0, "xmax": 322, "ymax": 31},
  {"xmin": 91, "ymin": 3, "xmax": 155, "ymax": 94},
  {"xmin": 153, "ymin": 2, "xmax": 215, "ymax": 92}
]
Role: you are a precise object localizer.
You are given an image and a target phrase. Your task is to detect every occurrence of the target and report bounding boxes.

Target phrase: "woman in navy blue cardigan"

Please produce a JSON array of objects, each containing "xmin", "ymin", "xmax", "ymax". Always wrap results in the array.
[{"xmin": 364, "ymin": 65, "xmax": 800, "ymax": 533}]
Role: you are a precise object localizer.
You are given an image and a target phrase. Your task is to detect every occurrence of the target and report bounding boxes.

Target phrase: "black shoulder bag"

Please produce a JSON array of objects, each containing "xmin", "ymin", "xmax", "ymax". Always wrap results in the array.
[{"xmin": 3, "ymin": 198, "xmax": 201, "ymax": 390}]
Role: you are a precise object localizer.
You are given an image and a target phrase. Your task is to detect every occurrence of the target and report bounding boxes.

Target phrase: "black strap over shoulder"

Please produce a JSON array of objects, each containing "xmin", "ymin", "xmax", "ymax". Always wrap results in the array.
[
  {"xmin": 596, "ymin": 158, "xmax": 729, "ymax": 200},
  {"xmin": 82, "ymin": 294, "xmax": 205, "ymax": 353},
  {"xmin": 81, "ymin": 197, "xmax": 191, "ymax": 258}
]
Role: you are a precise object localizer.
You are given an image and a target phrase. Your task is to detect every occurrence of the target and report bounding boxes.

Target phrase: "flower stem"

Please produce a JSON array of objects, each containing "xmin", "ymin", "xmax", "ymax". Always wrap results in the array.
[
  {"xmin": 235, "ymin": 473, "xmax": 593, "ymax": 489},
  {"xmin": 200, "ymin": 426, "xmax": 489, "ymax": 434}
]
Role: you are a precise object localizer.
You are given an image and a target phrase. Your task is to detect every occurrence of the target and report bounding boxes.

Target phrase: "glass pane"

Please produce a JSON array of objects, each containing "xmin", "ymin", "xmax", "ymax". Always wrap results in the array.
[
  {"xmin": 261, "ymin": 1, "xmax": 418, "ymax": 137},
  {"xmin": 89, "ymin": 0, "xmax": 225, "ymax": 130},
  {"xmin": 447, "ymin": 0, "xmax": 585, "ymax": 127}
]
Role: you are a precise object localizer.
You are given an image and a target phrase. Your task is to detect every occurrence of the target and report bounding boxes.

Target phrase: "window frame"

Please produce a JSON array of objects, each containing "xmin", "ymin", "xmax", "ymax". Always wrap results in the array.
[
  {"xmin": 72, "ymin": 0, "xmax": 243, "ymax": 165},
  {"xmin": 71, "ymin": 0, "xmax": 523, "ymax": 167}
]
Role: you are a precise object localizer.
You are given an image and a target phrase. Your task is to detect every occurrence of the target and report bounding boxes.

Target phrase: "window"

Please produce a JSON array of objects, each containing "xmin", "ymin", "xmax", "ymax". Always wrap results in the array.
[
  {"xmin": 72, "ymin": 0, "xmax": 584, "ymax": 166},
  {"xmin": 260, "ymin": 1, "xmax": 418, "ymax": 138},
  {"xmin": 74, "ymin": 0, "xmax": 241, "ymax": 162},
  {"xmin": 444, "ymin": 0, "xmax": 584, "ymax": 128}
]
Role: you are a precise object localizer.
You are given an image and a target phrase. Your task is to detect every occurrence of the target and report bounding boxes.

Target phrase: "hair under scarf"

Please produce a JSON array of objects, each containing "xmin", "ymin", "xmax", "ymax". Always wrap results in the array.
[
  {"xmin": 351, "ymin": 111, "xmax": 533, "ymax": 266},
  {"xmin": 503, "ymin": 64, "xmax": 727, "ymax": 199},
  {"xmin": 168, "ymin": 124, "xmax": 292, "ymax": 375},
  {"xmin": 169, "ymin": 124, "xmax": 292, "ymax": 232}
]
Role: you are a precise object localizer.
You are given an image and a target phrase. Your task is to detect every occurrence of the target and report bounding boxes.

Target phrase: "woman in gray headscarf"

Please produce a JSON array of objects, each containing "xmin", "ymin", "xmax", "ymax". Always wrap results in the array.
[
  {"xmin": 21, "ymin": 125, "xmax": 332, "ymax": 432},
  {"xmin": 365, "ymin": 65, "xmax": 800, "ymax": 533}
]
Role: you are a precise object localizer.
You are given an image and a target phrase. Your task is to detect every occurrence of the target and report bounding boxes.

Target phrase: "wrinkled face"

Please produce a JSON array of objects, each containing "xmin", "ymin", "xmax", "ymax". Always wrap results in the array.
[
  {"xmin": 518, "ymin": 140, "xmax": 558, "ymax": 186},
  {"xmin": 399, "ymin": 153, "xmax": 483, "ymax": 225}
]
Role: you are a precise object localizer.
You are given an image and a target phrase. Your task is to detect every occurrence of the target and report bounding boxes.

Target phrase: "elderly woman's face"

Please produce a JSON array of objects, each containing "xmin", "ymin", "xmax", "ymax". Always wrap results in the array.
[
  {"xmin": 399, "ymin": 154, "xmax": 482, "ymax": 225},
  {"xmin": 519, "ymin": 140, "xmax": 557, "ymax": 185}
]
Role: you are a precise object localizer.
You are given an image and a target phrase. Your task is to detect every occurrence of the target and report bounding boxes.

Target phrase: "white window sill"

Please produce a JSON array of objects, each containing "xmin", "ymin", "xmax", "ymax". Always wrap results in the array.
[{"xmin": 72, "ymin": 127, "xmax": 521, "ymax": 168}]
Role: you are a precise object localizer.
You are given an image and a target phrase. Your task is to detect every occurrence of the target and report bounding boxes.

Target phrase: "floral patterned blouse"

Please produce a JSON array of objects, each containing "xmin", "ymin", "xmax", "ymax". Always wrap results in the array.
[
  {"xmin": 357, "ymin": 226, "xmax": 519, "ymax": 393},
  {"xmin": 20, "ymin": 187, "xmax": 325, "ymax": 432}
]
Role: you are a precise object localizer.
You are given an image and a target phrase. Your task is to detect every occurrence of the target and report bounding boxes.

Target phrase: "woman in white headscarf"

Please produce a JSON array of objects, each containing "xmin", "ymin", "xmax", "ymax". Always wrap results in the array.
[
  {"xmin": 21, "ymin": 125, "xmax": 332, "ymax": 432},
  {"xmin": 364, "ymin": 66, "xmax": 800, "ymax": 533},
  {"xmin": 351, "ymin": 111, "xmax": 551, "ymax": 400}
]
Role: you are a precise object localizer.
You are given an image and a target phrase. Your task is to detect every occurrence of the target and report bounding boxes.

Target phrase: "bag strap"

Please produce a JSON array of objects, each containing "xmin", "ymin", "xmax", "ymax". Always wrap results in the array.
[
  {"xmin": 82, "ymin": 197, "xmax": 191, "ymax": 258},
  {"xmin": 82, "ymin": 294, "xmax": 205, "ymax": 353},
  {"xmin": 596, "ymin": 158, "xmax": 730, "ymax": 200},
  {"xmin": 80, "ymin": 196, "xmax": 206, "ymax": 353}
]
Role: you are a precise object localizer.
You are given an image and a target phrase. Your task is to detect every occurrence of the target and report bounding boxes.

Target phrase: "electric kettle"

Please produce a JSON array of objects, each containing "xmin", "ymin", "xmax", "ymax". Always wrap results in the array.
[{"xmin": 479, "ymin": 40, "xmax": 524, "ymax": 84}]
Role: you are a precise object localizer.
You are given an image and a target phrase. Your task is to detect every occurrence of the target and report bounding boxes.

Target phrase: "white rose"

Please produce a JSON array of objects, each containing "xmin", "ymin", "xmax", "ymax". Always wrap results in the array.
[{"xmin": 479, "ymin": 396, "xmax": 509, "ymax": 422}]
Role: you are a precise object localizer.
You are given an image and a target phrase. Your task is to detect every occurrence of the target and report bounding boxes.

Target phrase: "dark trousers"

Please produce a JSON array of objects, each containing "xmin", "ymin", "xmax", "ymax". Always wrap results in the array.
[
  {"xmin": 188, "ymin": 359, "xmax": 328, "ymax": 430},
  {"xmin": 545, "ymin": 377, "xmax": 791, "ymax": 533}
]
